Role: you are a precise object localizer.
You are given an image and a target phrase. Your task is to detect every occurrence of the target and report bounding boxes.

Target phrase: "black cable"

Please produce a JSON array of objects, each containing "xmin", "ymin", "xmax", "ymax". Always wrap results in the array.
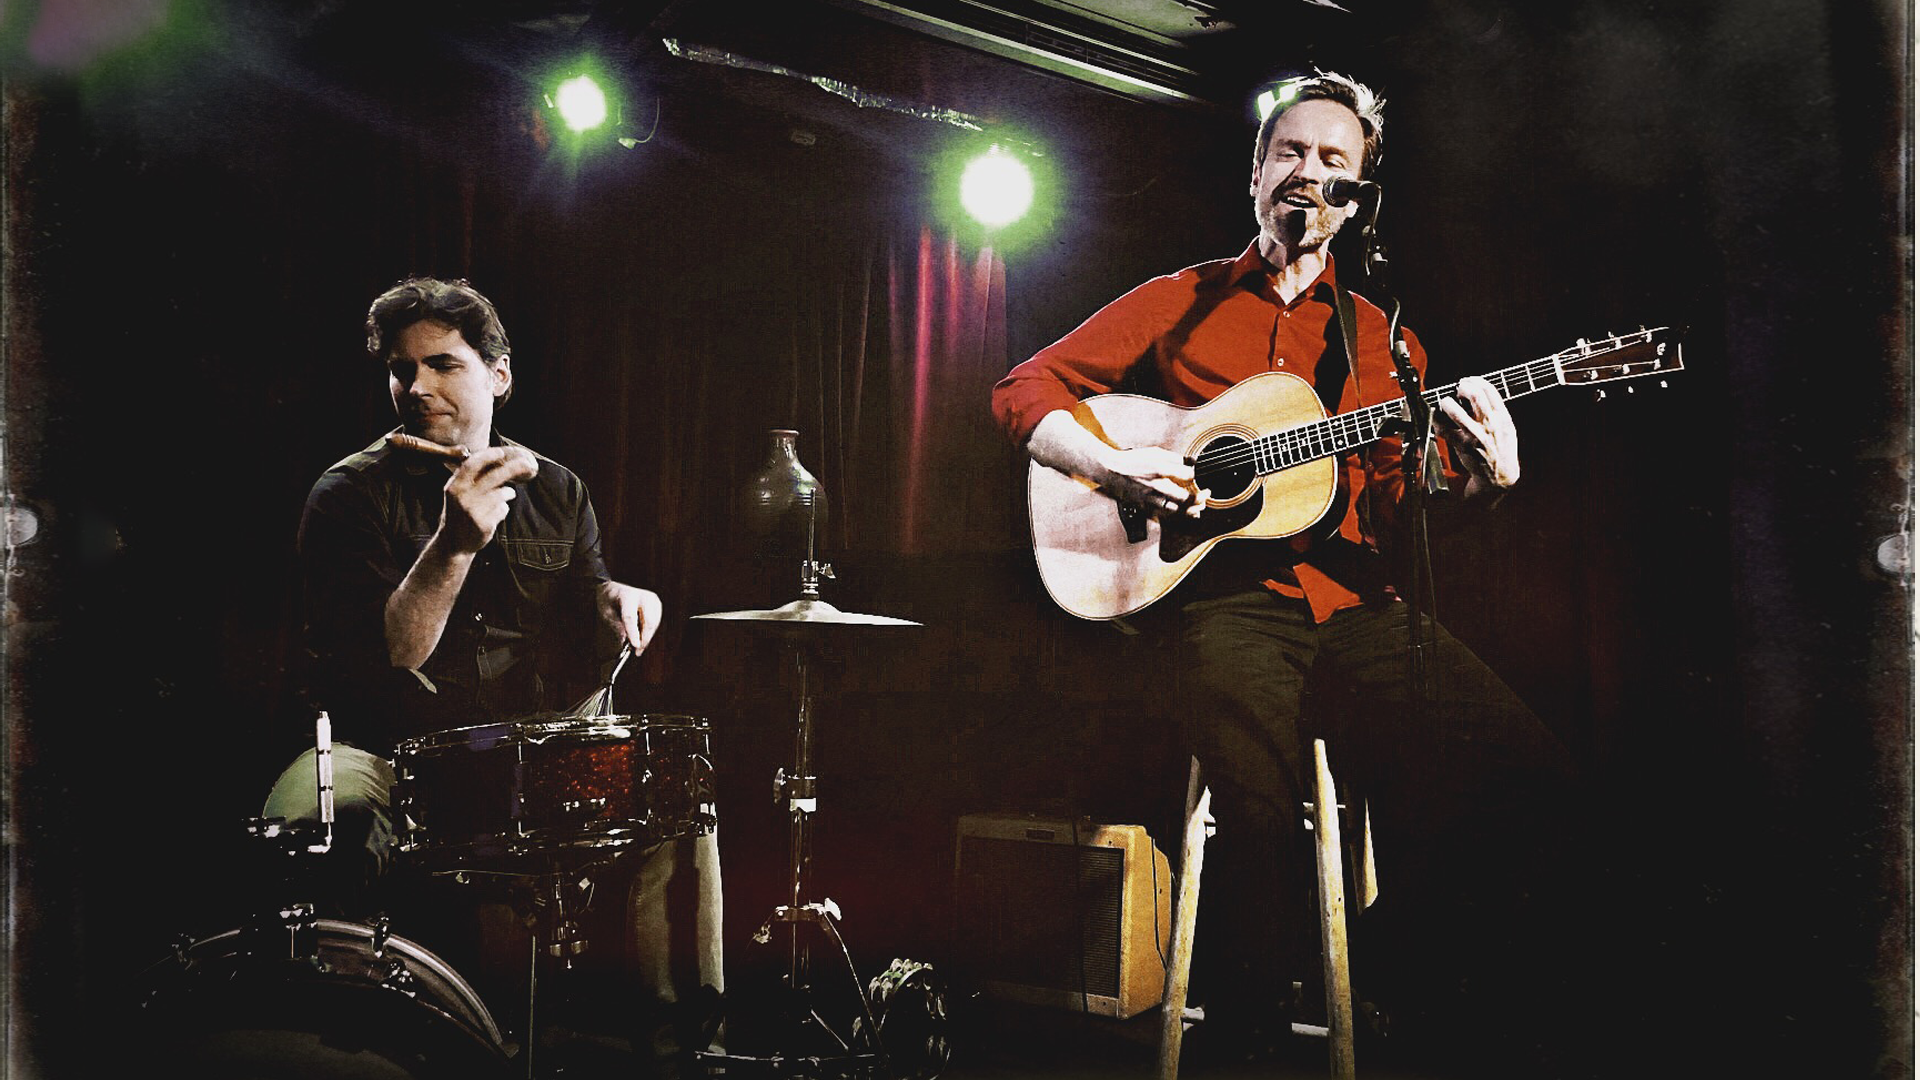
[{"xmin": 1356, "ymin": 194, "xmax": 1440, "ymax": 700}]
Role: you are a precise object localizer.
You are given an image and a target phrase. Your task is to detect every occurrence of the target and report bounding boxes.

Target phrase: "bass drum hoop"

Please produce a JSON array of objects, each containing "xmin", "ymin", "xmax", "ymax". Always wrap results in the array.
[{"xmin": 138, "ymin": 917, "xmax": 508, "ymax": 1078}]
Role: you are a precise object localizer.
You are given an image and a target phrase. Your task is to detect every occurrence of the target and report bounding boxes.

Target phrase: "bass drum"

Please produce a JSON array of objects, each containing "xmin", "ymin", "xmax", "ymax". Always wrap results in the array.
[{"xmin": 134, "ymin": 914, "xmax": 510, "ymax": 1080}]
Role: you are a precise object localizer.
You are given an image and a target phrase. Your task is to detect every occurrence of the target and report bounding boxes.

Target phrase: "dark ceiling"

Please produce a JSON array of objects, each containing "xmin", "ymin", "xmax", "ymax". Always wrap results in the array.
[
  {"xmin": 230, "ymin": 0, "xmax": 1410, "ymax": 136},
  {"xmin": 295, "ymin": 0, "xmax": 1395, "ymax": 108}
]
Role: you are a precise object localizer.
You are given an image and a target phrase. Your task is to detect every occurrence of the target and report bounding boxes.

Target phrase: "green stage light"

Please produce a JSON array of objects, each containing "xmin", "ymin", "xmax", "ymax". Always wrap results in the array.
[
  {"xmin": 1256, "ymin": 81, "xmax": 1303, "ymax": 121},
  {"xmin": 555, "ymin": 74, "xmax": 608, "ymax": 132},
  {"xmin": 959, "ymin": 146, "xmax": 1034, "ymax": 228}
]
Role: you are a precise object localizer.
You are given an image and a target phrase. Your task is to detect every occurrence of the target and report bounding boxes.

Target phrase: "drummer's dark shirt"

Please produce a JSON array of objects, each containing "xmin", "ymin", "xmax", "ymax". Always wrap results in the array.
[{"xmin": 297, "ymin": 429, "xmax": 612, "ymax": 750}]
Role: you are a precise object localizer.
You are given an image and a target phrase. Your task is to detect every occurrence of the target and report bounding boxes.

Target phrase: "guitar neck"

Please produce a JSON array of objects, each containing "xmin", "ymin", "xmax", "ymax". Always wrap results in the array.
[{"xmin": 1238, "ymin": 355, "xmax": 1562, "ymax": 476}]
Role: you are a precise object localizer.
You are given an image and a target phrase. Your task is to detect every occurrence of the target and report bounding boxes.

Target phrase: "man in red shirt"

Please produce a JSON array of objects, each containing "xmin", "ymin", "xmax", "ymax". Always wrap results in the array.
[{"xmin": 992, "ymin": 73, "xmax": 1576, "ymax": 1070}]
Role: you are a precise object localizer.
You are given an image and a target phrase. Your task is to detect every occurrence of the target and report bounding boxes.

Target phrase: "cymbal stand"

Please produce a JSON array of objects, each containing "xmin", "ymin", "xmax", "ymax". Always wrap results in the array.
[
  {"xmin": 768, "ymin": 493, "xmax": 842, "ymax": 991},
  {"xmin": 779, "ymin": 639, "xmax": 817, "ymax": 983},
  {"xmin": 708, "ymin": 573, "xmax": 892, "ymax": 1078},
  {"xmin": 697, "ymin": 441, "xmax": 946, "ymax": 1077},
  {"xmin": 763, "ymin": 629, "xmax": 886, "ymax": 1058}
]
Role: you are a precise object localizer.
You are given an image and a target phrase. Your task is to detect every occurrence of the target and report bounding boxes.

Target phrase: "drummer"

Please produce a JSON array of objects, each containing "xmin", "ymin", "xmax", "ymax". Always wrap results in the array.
[{"xmin": 260, "ymin": 276, "xmax": 712, "ymax": 1075}]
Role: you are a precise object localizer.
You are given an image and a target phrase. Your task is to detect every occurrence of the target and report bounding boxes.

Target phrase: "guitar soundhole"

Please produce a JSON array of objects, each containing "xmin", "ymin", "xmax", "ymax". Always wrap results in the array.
[{"xmin": 1192, "ymin": 434, "xmax": 1256, "ymax": 502}]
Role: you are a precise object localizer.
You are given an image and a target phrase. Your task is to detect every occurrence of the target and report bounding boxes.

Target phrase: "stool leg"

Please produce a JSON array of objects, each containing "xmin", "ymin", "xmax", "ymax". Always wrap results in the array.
[
  {"xmin": 1312, "ymin": 739, "xmax": 1357, "ymax": 1080},
  {"xmin": 1355, "ymin": 801, "xmax": 1377, "ymax": 911},
  {"xmin": 695, "ymin": 826, "xmax": 726, "ymax": 995},
  {"xmin": 1158, "ymin": 758, "xmax": 1212, "ymax": 1080}
]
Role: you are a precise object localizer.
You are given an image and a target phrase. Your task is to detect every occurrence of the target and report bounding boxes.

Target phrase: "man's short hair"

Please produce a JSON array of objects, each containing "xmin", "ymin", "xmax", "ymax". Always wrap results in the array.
[
  {"xmin": 366, "ymin": 277, "xmax": 514, "ymax": 402},
  {"xmin": 1254, "ymin": 70, "xmax": 1386, "ymax": 178}
]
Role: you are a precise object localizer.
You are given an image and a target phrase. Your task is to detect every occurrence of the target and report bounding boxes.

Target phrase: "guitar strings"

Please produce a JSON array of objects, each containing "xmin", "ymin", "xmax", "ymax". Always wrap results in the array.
[
  {"xmin": 1191, "ymin": 358, "xmax": 1564, "ymax": 476},
  {"xmin": 1188, "ymin": 341, "xmax": 1661, "ymax": 478}
]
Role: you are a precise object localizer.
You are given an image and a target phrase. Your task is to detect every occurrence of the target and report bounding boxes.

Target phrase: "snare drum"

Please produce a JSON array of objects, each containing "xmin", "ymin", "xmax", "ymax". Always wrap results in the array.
[
  {"xmin": 394, "ymin": 714, "xmax": 716, "ymax": 872},
  {"xmin": 135, "ymin": 914, "xmax": 508, "ymax": 1079}
]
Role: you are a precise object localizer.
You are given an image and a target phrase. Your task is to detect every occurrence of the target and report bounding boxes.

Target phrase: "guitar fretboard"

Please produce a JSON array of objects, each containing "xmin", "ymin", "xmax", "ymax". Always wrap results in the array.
[
  {"xmin": 1191, "ymin": 330, "xmax": 1672, "ymax": 481},
  {"xmin": 1260, "ymin": 358, "xmax": 1560, "ymax": 474}
]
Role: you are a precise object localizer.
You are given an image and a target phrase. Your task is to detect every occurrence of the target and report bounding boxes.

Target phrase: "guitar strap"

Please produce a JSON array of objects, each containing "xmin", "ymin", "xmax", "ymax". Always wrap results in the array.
[{"xmin": 1332, "ymin": 281, "xmax": 1362, "ymax": 404}]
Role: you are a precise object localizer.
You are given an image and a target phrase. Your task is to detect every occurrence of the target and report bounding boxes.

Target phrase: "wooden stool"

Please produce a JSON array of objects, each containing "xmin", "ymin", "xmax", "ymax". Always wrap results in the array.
[{"xmin": 1157, "ymin": 739, "xmax": 1377, "ymax": 1080}]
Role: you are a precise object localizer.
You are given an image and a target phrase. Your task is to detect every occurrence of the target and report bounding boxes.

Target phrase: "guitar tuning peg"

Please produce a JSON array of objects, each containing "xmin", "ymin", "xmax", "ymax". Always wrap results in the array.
[
  {"xmin": 1626, "ymin": 385, "xmax": 1636, "ymax": 393},
  {"xmin": 1658, "ymin": 379, "xmax": 1668, "ymax": 388},
  {"xmin": 1594, "ymin": 388, "xmax": 1607, "ymax": 401}
]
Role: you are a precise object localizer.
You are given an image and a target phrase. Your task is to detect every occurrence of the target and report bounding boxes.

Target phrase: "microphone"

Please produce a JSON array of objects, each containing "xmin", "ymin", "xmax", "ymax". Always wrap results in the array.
[{"xmin": 1322, "ymin": 177, "xmax": 1379, "ymax": 206}]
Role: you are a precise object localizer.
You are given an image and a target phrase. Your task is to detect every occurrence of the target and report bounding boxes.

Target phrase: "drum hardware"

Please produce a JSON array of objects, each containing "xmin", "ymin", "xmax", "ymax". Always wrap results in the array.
[
  {"xmin": 393, "ymin": 641, "xmax": 718, "ymax": 1079},
  {"xmin": 365, "ymin": 912, "xmax": 423, "ymax": 995},
  {"xmin": 392, "ymin": 714, "xmax": 716, "ymax": 873},
  {"xmin": 693, "ymin": 434, "xmax": 947, "ymax": 1078},
  {"xmin": 234, "ymin": 818, "xmax": 332, "ymax": 955},
  {"xmin": 854, "ymin": 960, "xmax": 951, "ymax": 1080},
  {"xmin": 525, "ymin": 871, "xmax": 596, "ymax": 962},
  {"xmin": 311, "ymin": 710, "xmax": 335, "ymax": 855},
  {"xmin": 269, "ymin": 902, "xmax": 323, "ymax": 967},
  {"xmin": 512, "ymin": 864, "xmax": 598, "ymax": 1080},
  {"xmin": 134, "ymin": 915, "xmax": 511, "ymax": 1079}
]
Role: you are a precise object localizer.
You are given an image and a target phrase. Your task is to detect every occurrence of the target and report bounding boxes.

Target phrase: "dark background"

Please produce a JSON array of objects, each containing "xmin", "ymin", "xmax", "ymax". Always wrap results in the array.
[{"xmin": 0, "ymin": 1, "xmax": 1909, "ymax": 1077}]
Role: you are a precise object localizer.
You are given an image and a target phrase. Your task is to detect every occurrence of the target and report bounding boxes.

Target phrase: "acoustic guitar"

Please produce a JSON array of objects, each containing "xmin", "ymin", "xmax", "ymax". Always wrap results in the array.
[{"xmin": 1027, "ymin": 327, "xmax": 1684, "ymax": 620}]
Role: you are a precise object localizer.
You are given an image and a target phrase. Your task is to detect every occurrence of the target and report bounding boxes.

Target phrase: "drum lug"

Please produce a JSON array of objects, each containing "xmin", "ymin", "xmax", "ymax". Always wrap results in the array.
[
  {"xmin": 545, "ymin": 922, "xmax": 589, "ymax": 961},
  {"xmin": 255, "ymin": 901, "xmax": 320, "ymax": 964},
  {"xmin": 379, "ymin": 959, "xmax": 419, "ymax": 996},
  {"xmin": 370, "ymin": 913, "xmax": 391, "ymax": 959}
]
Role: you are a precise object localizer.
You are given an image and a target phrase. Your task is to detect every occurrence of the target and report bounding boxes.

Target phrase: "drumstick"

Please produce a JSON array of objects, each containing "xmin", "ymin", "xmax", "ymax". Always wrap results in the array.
[{"xmin": 390, "ymin": 433, "xmax": 471, "ymax": 461}]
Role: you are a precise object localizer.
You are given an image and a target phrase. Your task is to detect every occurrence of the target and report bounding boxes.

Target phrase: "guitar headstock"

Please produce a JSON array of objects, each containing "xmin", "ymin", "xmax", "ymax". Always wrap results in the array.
[{"xmin": 1553, "ymin": 326, "xmax": 1684, "ymax": 387}]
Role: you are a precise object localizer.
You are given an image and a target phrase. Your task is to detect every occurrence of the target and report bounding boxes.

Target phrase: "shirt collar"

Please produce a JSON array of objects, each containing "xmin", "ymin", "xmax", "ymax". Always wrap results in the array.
[{"xmin": 1230, "ymin": 238, "xmax": 1341, "ymax": 305}]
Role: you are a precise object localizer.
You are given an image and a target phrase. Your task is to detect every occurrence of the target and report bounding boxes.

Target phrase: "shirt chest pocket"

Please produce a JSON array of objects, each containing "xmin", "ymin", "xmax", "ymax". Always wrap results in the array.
[{"xmin": 500, "ymin": 539, "xmax": 572, "ymax": 572}]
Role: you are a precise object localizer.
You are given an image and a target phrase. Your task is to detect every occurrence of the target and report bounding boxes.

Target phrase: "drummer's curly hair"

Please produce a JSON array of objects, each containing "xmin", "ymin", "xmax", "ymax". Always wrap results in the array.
[{"xmin": 366, "ymin": 277, "xmax": 514, "ymax": 403}]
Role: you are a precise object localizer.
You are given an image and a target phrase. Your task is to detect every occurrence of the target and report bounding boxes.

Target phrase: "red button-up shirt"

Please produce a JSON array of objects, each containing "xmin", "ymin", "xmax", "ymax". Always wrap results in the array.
[{"xmin": 993, "ymin": 240, "xmax": 1448, "ymax": 621}]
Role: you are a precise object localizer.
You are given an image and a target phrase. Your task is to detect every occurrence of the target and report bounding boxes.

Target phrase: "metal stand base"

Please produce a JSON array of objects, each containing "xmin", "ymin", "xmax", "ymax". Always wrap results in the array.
[{"xmin": 696, "ymin": 905, "xmax": 949, "ymax": 1080}]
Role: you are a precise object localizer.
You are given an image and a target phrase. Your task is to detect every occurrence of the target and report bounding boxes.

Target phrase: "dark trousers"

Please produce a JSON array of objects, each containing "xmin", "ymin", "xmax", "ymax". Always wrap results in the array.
[{"xmin": 1170, "ymin": 588, "xmax": 1579, "ymax": 1032}]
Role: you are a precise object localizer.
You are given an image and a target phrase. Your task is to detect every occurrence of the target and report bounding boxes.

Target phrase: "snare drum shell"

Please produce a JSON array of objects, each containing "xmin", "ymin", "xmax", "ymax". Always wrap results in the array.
[{"xmin": 395, "ymin": 714, "xmax": 715, "ymax": 872}]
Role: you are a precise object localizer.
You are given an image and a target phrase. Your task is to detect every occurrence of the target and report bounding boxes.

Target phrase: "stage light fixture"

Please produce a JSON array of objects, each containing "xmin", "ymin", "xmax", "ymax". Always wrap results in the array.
[
  {"xmin": 959, "ymin": 146, "xmax": 1033, "ymax": 228},
  {"xmin": 1259, "ymin": 79, "xmax": 1305, "ymax": 119},
  {"xmin": 554, "ymin": 74, "xmax": 608, "ymax": 132}
]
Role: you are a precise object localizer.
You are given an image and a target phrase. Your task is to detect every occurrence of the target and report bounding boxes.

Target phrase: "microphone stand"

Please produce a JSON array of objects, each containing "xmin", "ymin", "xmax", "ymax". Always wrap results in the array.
[{"xmin": 1350, "ymin": 188, "xmax": 1445, "ymax": 696}]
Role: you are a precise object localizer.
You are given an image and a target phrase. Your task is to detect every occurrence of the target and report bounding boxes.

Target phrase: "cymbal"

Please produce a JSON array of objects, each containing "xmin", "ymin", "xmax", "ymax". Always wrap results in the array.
[{"xmin": 690, "ymin": 598, "xmax": 921, "ymax": 628}]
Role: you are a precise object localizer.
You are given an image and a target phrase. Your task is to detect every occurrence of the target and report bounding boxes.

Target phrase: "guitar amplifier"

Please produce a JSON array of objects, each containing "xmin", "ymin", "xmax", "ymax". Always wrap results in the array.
[{"xmin": 953, "ymin": 812, "xmax": 1172, "ymax": 1018}]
